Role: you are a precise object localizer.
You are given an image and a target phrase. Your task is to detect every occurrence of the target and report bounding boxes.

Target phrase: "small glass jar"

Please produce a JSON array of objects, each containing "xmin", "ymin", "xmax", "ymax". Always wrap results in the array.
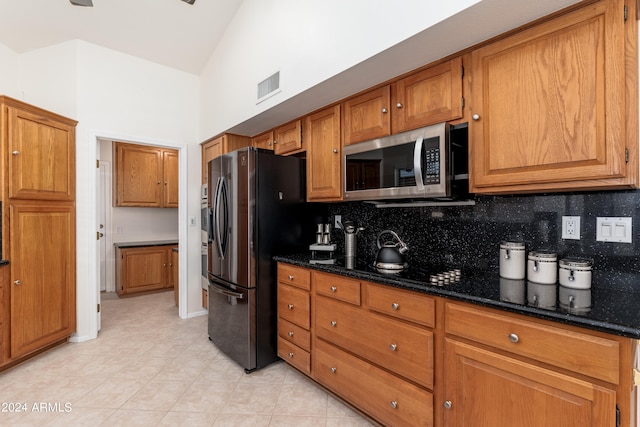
[
  {"xmin": 500, "ymin": 241, "xmax": 525, "ymax": 280},
  {"xmin": 559, "ymin": 257, "xmax": 592, "ymax": 289},
  {"xmin": 527, "ymin": 251, "xmax": 557, "ymax": 284}
]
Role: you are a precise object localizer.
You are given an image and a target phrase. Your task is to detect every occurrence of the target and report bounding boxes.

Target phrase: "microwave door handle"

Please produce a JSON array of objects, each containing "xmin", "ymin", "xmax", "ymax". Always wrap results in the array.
[{"xmin": 413, "ymin": 136, "xmax": 425, "ymax": 189}]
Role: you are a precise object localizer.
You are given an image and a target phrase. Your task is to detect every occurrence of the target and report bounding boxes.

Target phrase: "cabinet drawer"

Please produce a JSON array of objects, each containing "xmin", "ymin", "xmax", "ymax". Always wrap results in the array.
[
  {"xmin": 278, "ymin": 263, "xmax": 311, "ymax": 291},
  {"xmin": 316, "ymin": 295, "xmax": 433, "ymax": 388},
  {"xmin": 278, "ymin": 283, "xmax": 310, "ymax": 329},
  {"xmin": 314, "ymin": 339, "xmax": 433, "ymax": 427},
  {"xmin": 278, "ymin": 337, "xmax": 310, "ymax": 375},
  {"xmin": 278, "ymin": 317, "xmax": 310, "ymax": 352},
  {"xmin": 314, "ymin": 271, "xmax": 361, "ymax": 306},
  {"xmin": 445, "ymin": 302, "xmax": 620, "ymax": 384},
  {"xmin": 366, "ymin": 283, "xmax": 435, "ymax": 327}
]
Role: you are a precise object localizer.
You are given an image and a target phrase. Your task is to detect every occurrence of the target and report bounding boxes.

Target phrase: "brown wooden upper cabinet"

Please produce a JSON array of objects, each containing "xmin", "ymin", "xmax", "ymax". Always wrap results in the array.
[
  {"xmin": 251, "ymin": 130, "xmax": 274, "ymax": 151},
  {"xmin": 468, "ymin": 0, "xmax": 637, "ymax": 193},
  {"xmin": 6, "ymin": 104, "xmax": 76, "ymax": 201},
  {"xmin": 273, "ymin": 120, "xmax": 304, "ymax": 155},
  {"xmin": 114, "ymin": 142, "xmax": 178, "ymax": 207},
  {"xmin": 342, "ymin": 57, "xmax": 464, "ymax": 146},
  {"xmin": 201, "ymin": 133, "xmax": 250, "ymax": 183},
  {"xmin": 305, "ymin": 105, "xmax": 342, "ymax": 201},
  {"xmin": 391, "ymin": 56, "xmax": 464, "ymax": 134}
]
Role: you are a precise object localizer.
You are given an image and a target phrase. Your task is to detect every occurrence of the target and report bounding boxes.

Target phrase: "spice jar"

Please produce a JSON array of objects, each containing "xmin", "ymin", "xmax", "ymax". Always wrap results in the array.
[
  {"xmin": 499, "ymin": 241, "xmax": 525, "ymax": 280},
  {"xmin": 559, "ymin": 257, "xmax": 592, "ymax": 289},
  {"xmin": 527, "ymin": 251, "xmax": 557, "ymax": 284}
]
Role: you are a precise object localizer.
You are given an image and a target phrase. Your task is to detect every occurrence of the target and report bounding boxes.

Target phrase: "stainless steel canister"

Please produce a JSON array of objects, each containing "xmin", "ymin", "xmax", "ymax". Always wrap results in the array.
[
  {"xmin": 527, "ymin": 251, "xmax": 557, "ymax": 284},
  {"xmin": 559, "ymin": 257, "xmax": 592, "ymax": 289},
  {"xmin": 500, "ymin": 241, "xmax": 526, "ymax": 280}
]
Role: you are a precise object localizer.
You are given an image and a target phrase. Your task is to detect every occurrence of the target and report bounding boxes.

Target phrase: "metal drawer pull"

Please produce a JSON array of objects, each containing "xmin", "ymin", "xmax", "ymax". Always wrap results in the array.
[
  {"xmin": 396, "ymin": 102, "xmax": 403, "ymax": 109},
  {"xmin": 508, "ymin": 333, "xmax": 519, "ymax": 343},
  {"xmin": 391, "ymin": 302, "xmax": 399, "ymax": 310},
  {"xmin": 390, "ymin": 401, "xmax": 398, "ymax": 409},
  {"xmin": 288, "ymin": 352, "xmax": 294, "ymax": 358},
  {"xmin": 330, "ymin": 321, "xmax": 337, "ymax": 327},
  {"xmin": 288, "ymin": 275, "xmax": 294, "ymax": 280},
  {"xmin": 287, "ymin": 304, "xmax": 294, "ymax": 310},
  {"xmin": 389, "ymin": 343, "xmax": 397, "ymax": 351},
  {"xmin": 12, "ymin": 150, "xmax": 19, "ymax": 156},
  {"xmin": 14, "ymin": 280, "xmax": 21, "ymax": 285},
  {"xmin": 288, "ymin": 331, "xmax": 294, "ymax": 337},
  {"xmin": 330, "ymin": 286, "xmax": 337, "ymax": 293},
  {"xmin": 381, "ymin": 108, "xmax": 388, "ymax": 113},
  {"xmin": 330, "ymin": 367, "xmax": 337, "ymax": 374},
  {"xmin": 444, "ymin": 400, "xmax": 452, "ymax": 409}
]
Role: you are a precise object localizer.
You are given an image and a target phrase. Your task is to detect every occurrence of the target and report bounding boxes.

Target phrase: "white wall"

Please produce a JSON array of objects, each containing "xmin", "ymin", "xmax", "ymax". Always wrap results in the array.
[{"xmin": 0, "ymin": 43, "xmax": 20, "ymax": 97}]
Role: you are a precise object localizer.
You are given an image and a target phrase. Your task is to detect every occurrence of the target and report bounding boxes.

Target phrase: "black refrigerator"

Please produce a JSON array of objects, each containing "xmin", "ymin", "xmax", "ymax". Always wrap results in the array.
[{"xmin": 207, "ymin": 147, "xmax": 309, "ymax": 372}]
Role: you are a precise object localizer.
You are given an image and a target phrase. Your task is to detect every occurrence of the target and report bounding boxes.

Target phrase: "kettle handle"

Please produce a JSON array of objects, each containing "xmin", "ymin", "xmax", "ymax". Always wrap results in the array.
[{"xmin": 377, "ymin": 230, "xmax": 408, "ymax": 253}]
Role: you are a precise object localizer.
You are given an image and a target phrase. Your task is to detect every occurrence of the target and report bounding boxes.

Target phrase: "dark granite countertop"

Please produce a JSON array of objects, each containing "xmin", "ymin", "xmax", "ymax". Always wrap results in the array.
[
  {"xmin": 275, "ymin": 254, "xmax": 640, "ymax": 339},
  {"xmin": 114, "ymin": 240, "xmax": 178, "ymax": 248}
]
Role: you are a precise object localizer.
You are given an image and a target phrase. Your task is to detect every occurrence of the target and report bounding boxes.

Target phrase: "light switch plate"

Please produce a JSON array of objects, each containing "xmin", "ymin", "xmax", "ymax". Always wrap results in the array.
[{"xmin": 596, "ymin": 217, "xmax": 632, "ymax": 243}]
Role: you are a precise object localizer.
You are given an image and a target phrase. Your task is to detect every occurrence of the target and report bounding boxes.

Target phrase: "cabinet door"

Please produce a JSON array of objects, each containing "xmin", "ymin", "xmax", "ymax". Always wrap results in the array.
[
  {"xmin": 305, "ymin": 105, "xmax": 342, "ymax": 201},
  {"xmin": 469, "ymin": 0, "xmax": 629, "ymax": 192},
  {"xmin": 251, "ymin": 131, "xmax": 274, "ymax": 151},
  {"xmin": 343, "ymin": 86, "xmax": 391, "ymax": 146},
  {"xmin": 273, "ymin": 120, "xmax": 303, "ymax": 155},
  {"xmin": 118, "ymin": 246, "xmax": 170, "ymax": 295},
  {"xmin": 163, "ymin": 150, "xmax": 179, "ymax": 208},
  {"xmin": 171, "ymin": 247, "xmax": 179, "ymax": 306},
  {"xmin": 115, "ymin": 143, "xmax": 163, "ymax": 207},
  {"xmin": 202, "ymin": 137, "xmax": 223, "ymax": 183},
  {"xmin": 8, "ymin": 107, "xmax": 75, "ymax": 201},
  {"xmin": 10, "ymin": 202, "xmax": 76, "ymax": 359},
  {"xmin": 392, "ymin": 57, "xmax": 463, "ymax": 133},
  {"xmin": 443, "ymin": 338, "xmax": 616, "ymax": 427}
]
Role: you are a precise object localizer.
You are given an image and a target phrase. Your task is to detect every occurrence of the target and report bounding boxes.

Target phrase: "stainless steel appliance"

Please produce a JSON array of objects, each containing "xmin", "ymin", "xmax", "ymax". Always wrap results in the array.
[
  {"xmin": 201, "ymin": 184, "xmax": 208, "ymax": 293},
  {"xmin": 207, "ymin": 147, "xmax": 308, "ymax": 372},
  {"xmin": 343, "ymin": 122, "xmax": 468, "ymax": 201}
]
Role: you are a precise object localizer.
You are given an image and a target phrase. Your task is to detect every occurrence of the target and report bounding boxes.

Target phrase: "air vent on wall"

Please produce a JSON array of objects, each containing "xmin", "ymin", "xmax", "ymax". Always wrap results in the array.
[{"xmin": 257, "ymin": 71, "xmax": 280, "ymax": 103}]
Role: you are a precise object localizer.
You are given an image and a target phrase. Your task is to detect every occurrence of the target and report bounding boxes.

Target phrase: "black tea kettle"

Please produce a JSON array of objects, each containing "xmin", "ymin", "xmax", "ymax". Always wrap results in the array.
[{"xmin": 375, "ymin": 230, "xmax": 409, "ymax": 274}]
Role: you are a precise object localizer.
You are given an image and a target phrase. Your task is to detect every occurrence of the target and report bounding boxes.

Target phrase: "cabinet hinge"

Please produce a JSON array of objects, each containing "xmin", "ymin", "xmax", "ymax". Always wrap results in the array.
[
  {"xmin": 626, "ymin": 148, "xmax": 629, "ymax": 163},
  {"xmin": 97, "ymin": 303, "xmax": 101, "ymax": 313},
  {"xmin": 624, "ymin": 5, "xmax": 628, "ymax": 21},
  {"xmin": 96, "ymin": 159, "xmax": 100, "ymax": 168},
  {"xmin": 461, "ymin": 65, "xmax": 464, "ymax": 79},
  {"xmin": 461, "ymin": 96, "xmax": 465, "ymax": 108},
  {"xmin": 616, "ymin": 404, "xmax": 620, "ymax": 426},
  {"xmin": 96, "ymin": 231, "xmax": 100, "ymax": 240}
]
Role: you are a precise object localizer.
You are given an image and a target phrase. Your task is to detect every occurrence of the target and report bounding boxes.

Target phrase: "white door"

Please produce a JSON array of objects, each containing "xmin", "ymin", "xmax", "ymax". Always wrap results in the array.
[{"xmin": 96, "ymin": 160, "xmax": 112, "ymax": 332}]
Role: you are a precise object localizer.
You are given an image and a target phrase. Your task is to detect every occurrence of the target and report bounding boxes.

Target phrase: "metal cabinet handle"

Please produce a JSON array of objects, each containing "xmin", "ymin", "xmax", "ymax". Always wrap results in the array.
[
  {"xmin": 12, "ymin": 150, "xmax": 19, "ymax": 156},
  {"xmin": 288, "ymin": 331, "xmax": 294, "ymax": 337},
  {"xmin": 472, "ymin": 114, "xmax": 480, "ymax": 121},
  {"xmin": 273, "ymin": 140, "xmax": 278, "ymax": 144},
  {"xmin": 396, "ymin": 102, "xmax": 403, "ymax": 108},
  {"xmin": 508, "ymin": 333, "xmax": 519, "ymax": 343},
  {"xmin": 288, "ymin": 352, "xmax": 294, "ymax": 358},
  {"xmin": 444, "ymin": 400, "xmax": 453, "ymax": 409},
  {"xmin": 381, "ymin": 108, "xmax": 388, "ymax": 113},
  {"xmin": 389, "ymin": 343, "xmax": 397, "ymax": 351},
  {"xmin": 330, "ymin": 321, "xmax": 337, "ymax": 327},
  {"xmin": 288, "ymin": 275, "xmax": 294, "ymax": 280},
  {"xmin": 330, "ymin": 286, "xmax": 337, "ymax": 293},
  {"xmin": 390, "ymin": 401, "xmax": 398, "ymax": 409},
  {"xmin": 391, "ymin": 302, "xmax": 399, "ymax": 310},
  {"xmin": 14, "ymin": 280, "xmax": 21, "ymax": 285},
  {"xmin": 330, "ymin": 367, "xmax": 337, "ymax": 374},
  {"xmin": 333, "ymin": 148, "xmax": 338, "ymax": 153},
  {"xmin": 287, "ymin": 304, "xmax": 294, "ymax": 310}
]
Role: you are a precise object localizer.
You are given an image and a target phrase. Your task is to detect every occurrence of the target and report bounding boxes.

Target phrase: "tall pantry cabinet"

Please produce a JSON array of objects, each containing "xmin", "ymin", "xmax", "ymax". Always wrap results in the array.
[{"xmin": 0, "ymin": 96, "xmax": 77, "ymax": 368}]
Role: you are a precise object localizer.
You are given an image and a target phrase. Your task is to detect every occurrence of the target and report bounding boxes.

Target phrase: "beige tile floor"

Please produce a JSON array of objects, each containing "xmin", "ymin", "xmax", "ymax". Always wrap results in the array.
[{"xmin": 0, "ymin": 291, "xmax": 375, "ymax": 426}]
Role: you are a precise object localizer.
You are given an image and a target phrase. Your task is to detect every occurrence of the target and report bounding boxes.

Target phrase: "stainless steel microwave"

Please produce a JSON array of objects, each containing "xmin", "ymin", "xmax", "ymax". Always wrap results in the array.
[{"xmin": 342, "ymin": 122, "xmax": 468, "ymax": 201}]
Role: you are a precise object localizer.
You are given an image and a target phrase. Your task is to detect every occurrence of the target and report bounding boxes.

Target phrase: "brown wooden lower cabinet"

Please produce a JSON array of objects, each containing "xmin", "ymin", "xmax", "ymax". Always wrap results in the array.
[
  {"xmin": 276, "ymin": 263, "xmax": 638, "ymax": 427},
  {"xmin": 116, "ymin": 244, "xmax": 177, "ymax": 296}
]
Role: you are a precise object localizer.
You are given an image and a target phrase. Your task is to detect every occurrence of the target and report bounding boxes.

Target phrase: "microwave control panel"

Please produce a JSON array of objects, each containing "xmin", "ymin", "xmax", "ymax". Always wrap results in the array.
[{"xmin": 423, "ymin": 139, "xmax": 440, "ymax": 184}]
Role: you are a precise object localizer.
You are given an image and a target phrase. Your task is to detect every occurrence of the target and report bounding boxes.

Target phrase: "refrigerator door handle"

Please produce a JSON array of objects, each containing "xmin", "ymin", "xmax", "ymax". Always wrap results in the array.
[
  {"xmin": 209, "ymin": 280, "xmax": 244, "ymax": 299},
  {"xmin": 213, "ymin": 176, "xmax": 224, "ymax": 259},
  {"xmin": 218, "ymin": 176, "xmax": 229, "ymax": 258}
]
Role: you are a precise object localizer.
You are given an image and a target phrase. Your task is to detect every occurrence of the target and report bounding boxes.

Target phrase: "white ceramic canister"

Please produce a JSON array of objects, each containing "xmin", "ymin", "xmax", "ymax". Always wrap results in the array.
[
  {"xmin": 559, "ymin": 257, "xmax": 592, "ymax": 289},
  {"xmin": 527, "ymin": 251, "xmax": 558, "ymax": 284},
  {"xmin": 499, "ymin": 241, "xmax": 526, "ymax": 279}
]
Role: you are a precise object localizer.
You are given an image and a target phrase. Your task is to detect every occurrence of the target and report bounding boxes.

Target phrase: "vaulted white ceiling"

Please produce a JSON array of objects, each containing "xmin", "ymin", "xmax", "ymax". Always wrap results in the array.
[{"xmin": 0, "ymin": 0, "xmax": 244, "ymax": 75}]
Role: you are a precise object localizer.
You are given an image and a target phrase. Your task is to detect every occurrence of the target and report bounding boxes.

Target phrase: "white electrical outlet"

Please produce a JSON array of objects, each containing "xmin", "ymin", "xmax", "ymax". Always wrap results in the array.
[
  {"xmin": 334, "ymin": 215, "xmax": 342, "ymax": 228},
  {"xmin": 562, "ymin": 216, "xmax": 581, "ymax": 240}
]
